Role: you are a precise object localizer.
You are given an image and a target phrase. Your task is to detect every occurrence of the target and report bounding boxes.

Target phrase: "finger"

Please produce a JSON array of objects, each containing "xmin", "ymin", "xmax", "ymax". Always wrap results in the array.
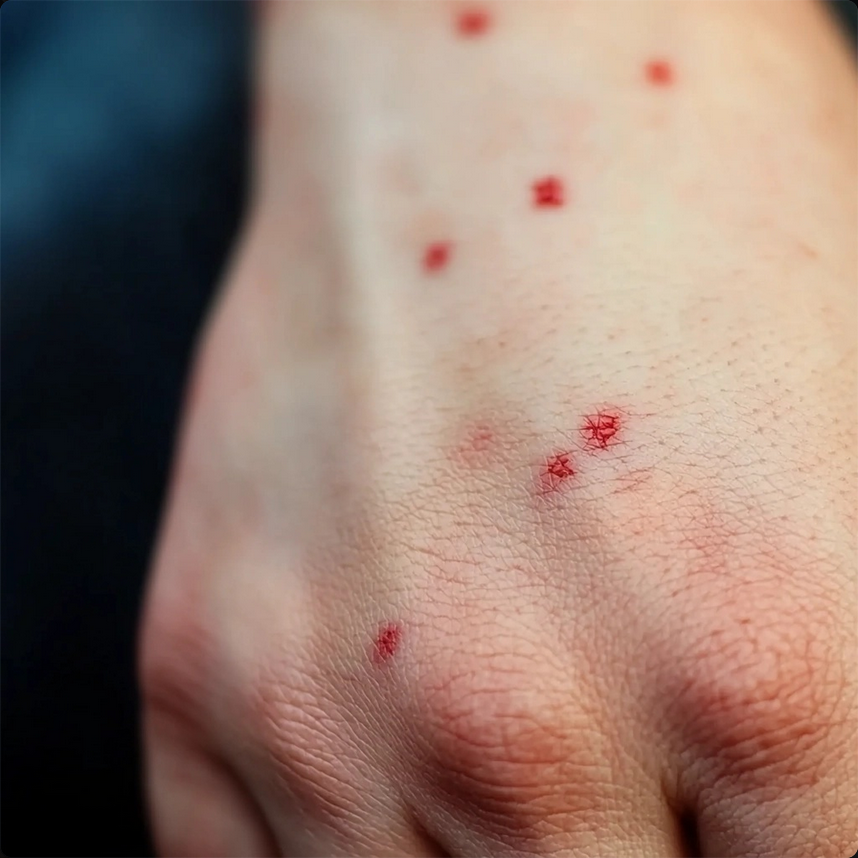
[{"xmin": 144, "ymin": 712, "xmax": 279, "ymax": 858}]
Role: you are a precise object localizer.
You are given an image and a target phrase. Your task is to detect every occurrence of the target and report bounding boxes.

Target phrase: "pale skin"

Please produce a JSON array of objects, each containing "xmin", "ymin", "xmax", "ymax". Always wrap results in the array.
[{"xmin": 138, "ymin": 2, "xmax": 857, "ymax": 856}]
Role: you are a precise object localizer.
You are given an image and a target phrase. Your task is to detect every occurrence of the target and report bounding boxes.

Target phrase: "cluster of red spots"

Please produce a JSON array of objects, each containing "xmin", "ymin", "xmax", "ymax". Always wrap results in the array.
[
  {"xmin": 645, "ymin": 59, "xmax": 674, "ymax": 86},
  {"xmin": 532, "ymin": 176, "xmax": 565, "ymax": 208},
  {"xmin": 372, "ymin": 410, "xmax": 628, "ymax": 659},
  {"xmin": 538, "ymin": 451, "xmax": 576, "ymax": 495},
  {"xmin": 456, "ymin": 8, "xmax": 491, "ymax": 37},
  {"xmin": 423, "ymin": 241, "xmax": 452, "ymax": 272},
  {"xmin": 580, "ymin": 410, "xmax": 621, "ymax": 450},
  {"xmin": 373, "ymin": 622, "xmax": 402, "ymax": 664}
]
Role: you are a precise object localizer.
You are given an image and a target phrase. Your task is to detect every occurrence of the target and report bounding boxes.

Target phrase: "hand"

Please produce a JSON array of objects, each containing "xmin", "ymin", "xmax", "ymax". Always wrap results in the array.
[{"xmin": 140, "ymin": 3, "xmax": 857, "ymax": 855}]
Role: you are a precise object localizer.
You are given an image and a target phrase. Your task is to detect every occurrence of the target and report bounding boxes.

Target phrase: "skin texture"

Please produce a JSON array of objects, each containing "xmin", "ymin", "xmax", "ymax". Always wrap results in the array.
[{"xmin": 139, "ymin": 2, "xmax": 857, "ymax": 856}]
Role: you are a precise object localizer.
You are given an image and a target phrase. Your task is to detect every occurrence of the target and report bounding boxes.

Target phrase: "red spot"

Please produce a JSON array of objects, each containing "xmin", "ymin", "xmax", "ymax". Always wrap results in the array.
[
  {"xmin": 580, "ymin": 410, "xmax": 622, "ymax": 450},
  {"xmin": 532, "ymin": 176, "xmax": 565, "ymax": 208},
  {"xmin": 461, "ymin": 423, "xmax": 494, "ymax": 457},
  {"xmin": 453, "ymin": 421, "xmax": 500, "ymax": 468},
  {"xmin": 373, "ymin": 622, "xmax": 401, "ymax": 664},
  {"xmin": 469, "ymin": 425, "xmax": 494, "ymax": 451},
  {"xmin": 645, "ymin": 59, "xmax": 674, "ymax": 87},
  {"xmin": 538, "ymin": 451, "xmax": 576, "ymax": 495},
  {"xmin": 423, "ymin": 241, "xmax": 452, "ymax": 272},
  {"xmin": 457, "ymin": 8, "xmax": 491, "ymax": 36}
]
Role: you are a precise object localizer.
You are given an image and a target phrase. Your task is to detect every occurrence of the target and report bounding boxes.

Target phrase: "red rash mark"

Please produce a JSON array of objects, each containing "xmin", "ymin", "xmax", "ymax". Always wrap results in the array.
[
  {"xmin": 469, "ymin": 425, "xmax": 494, "ymax": 452},
  {"xmin": 532, "ymin": 176, "xmax": 565, "ymax": 208},
  {"xmin": 373, "ymin": 623, "xmax": 401, "ymax": 664},
  {"xmin": 457, "ymin": 8, "xmax": 491, "ymax": 37},
  {"xmin": 463, "ymin": 424, "xmax": 493, "ymax": 457},
  {"xmin": 581, "ymin": 410, "xmax": 621, "ymax": 450},
  {"xmin": 538, "ymin": 451, "xmax": 576, "ymax": 495},
  {"xmin": 453, "ymin": 422, "xmax": 498, "ymax": 468},
  {"xmin": 460, "ymin": 423, "xmax": 494, "ymax": 456},
  {"xmin": 423, "ymin": 241, "xmax": 452, "ymax": 272},
  {"xmin": 645, "ymin": 59, "xmax": 674, "ymax": 87}
]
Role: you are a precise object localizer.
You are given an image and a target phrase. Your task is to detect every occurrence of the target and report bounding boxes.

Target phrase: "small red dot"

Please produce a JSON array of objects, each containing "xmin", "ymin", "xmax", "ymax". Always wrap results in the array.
[
  {"xmin": 538, "ymin": 451, "xmax": 576, "ymax": 495},
  {"xmin": 581, "ymin": 410, "xmax": 621, "ymax": 450},
  {"xmin": 457, "ymin": 8, "xmax": 490, "ymax": 36},
  {"xmin": 645, "ymin": 59, "xmax": 674, "ymax": 86},
  {"xmin": 373, "ymin": 622, "xmax": 401, "ymax": 664},
  {"xmin": 423, "ymin": 241, "xmax": 451, "ymax": 272},
  {"xmin": 532, "ymin": 176, "xmax": 565, "ymax": 208}
]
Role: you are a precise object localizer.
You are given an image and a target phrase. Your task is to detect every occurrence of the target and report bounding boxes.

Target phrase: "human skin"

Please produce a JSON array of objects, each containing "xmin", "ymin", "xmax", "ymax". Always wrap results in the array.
[{"xmin": 138, "ymin": 2, "xmax": 857, "ymax": 856}]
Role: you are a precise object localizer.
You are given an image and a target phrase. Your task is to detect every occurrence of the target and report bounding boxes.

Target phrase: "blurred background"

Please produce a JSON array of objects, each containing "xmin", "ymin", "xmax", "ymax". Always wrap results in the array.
[{"xmin": 1, "ymin": 1, "xmax": 855, "ymax": 855}]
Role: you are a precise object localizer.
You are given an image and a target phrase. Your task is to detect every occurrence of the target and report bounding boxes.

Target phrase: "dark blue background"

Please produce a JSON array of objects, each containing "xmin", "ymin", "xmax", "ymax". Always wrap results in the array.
[
  {"xmin": 1, "ymin": 2, "xmax": 855, "ymax": 856},
  {"xmin": 2, "ymin": 2, "xmax": 249, "ymax": 855}
]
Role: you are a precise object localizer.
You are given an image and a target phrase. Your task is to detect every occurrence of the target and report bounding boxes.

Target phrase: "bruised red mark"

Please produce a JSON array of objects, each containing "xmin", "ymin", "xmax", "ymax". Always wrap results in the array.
[
  {"xmin": 538, "ymin": 451, "xmax": 576, "ymax": 495},
  {"xmin": 457, "ymin": 8, "xmax": 491, "ymax": 36},
  {"xmin": 532, "ymin": 176, "xmax": 565, "ymax": 208},
  {"xmin": 645, "ymin": 59, "xmax": 674, "ymax": 86},
  {"xmin": 423, "ymin": 241, "xmax": 452, "ymax": 272},
  {"xmin": 373, "ymin": 622, "xmax": 401, "ymax": 664},
  {"xmin": 581, "ymin": 409, "xmax": 622, "ymax": 450}
]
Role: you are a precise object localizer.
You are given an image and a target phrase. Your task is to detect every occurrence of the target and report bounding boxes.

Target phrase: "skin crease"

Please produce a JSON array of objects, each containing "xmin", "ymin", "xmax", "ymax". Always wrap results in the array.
[{"xmin": 139, "ymin": 2, "xmax": 857, "ymax": 857}]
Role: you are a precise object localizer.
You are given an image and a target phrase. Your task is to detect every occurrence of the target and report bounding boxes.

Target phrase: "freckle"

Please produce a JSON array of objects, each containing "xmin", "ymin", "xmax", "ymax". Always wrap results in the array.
[
  {"xmin": 456, "ymin": 7, "xmax": 491, "ymax": 37},
  {"xmin": 580, "ymin": 409, "xmax": 622, "ymax": 450},
  {"xmin": 538, "ymin": 451, "xmax": 576, "ymax": 495},
  {"xmin": 532, "ymin": 176, "xmax": 565, "ymax": 208},
  {"xmin": 373, "ymin": 622, "xmax": 401, "ymax": 665},
  {"xmin": 645, "ymin": 59, "xmax": 674, "ymax": 87},
  {"xmin": 423, "ymin": 241, "xmax": 452, "ymax": 272}
]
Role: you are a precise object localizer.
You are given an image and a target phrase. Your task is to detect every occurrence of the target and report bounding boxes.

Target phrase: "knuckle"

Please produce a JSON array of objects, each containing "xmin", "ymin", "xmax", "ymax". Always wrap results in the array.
[
  {"xmin": 633, "ymin": 483, "xmax": 856, "ymax": 789},
  {"xmin": 139, "ymin": 581, "xmax": 215, "ymax": 732},
  {"xmin": 411, "ymin": 624, "xmax": 614, "ymax": 838},
  {"xmin": 664, "ymin": 602, "xmax": 855, "ymax": 786}
]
